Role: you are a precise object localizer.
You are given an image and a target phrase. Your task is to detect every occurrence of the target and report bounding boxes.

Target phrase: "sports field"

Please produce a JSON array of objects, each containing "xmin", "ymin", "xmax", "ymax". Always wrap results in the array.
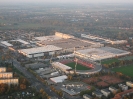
[
  {"xmin": 66, "ymin": 62, "xmax": 91, "ymax": 70},
  {"xmin": 112, "ymin": 65, "xmax": 133, "ymax": 77},
  {"xmin": 101, "ymin": 58, "xmax": 119, "ymax": 65},
  {"xmin": 119, "ymin": 56, "xmax": 133, "ymax": 60}
]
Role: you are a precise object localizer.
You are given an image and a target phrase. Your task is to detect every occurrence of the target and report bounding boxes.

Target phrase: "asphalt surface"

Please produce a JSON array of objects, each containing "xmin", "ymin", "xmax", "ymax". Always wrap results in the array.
[{"xmin": 13, "ymin": 59, "xmax": 62, "ymax": 99}]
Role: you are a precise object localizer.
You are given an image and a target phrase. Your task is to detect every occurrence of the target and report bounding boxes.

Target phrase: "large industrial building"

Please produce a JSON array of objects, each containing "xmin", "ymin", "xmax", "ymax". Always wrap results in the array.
[
  {"xmin": 74, "ymin": 47, "xmax": 130, "ymax": 61},
  {"xmin": 0, "ymin": 39, "xmax": 29, "ymax": 48},
  {"xmin": 1, "ymin": 41, "xmax": 13, "ymax": 47},
  {"xmin": 35, "ymin": 32, "xmax": 74, "ymax": 41},
  {"xmin": 18, "ymin": 45, "xmax": 62, "ymax": 58},
  {"xmin": 81, "ymin": 34, "xmax": 127, "ymax": 45},
  {"xmin": 1, "ymin": 32, "xmax": 104, "ymax": 58},
  {"xmin": 37, "ymin": 32, "xmax": 103, "ymax": 53}
]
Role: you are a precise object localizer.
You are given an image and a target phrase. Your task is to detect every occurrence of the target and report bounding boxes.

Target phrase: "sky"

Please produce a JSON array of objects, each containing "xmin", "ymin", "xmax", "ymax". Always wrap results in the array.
[{"xmin": 0, "ymin": 0, "xmax": 133, "ymax": 3}]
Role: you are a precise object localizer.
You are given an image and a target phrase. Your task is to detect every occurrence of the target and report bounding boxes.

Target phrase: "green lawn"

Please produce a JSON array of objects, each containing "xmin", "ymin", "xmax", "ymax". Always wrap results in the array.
[
  {"xmin": 112, "ymin": 65, "xmax": 133, "ymax": 77},
  {"xmin": 66, "ymin": 62, "xmax": 91, "ymax": 70},
  {"xmin": 102, "ymin": 58, "xmax": 119, "ymax": 64},
  {"xmin": 119, "ymin": 56, "xmax": 133, "ymax": 61}
]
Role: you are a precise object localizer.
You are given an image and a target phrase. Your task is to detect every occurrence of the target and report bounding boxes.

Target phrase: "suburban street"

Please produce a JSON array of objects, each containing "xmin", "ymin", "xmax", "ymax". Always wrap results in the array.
[{"xmin": 13, "ymin": 59, "xmax": 62, "ymax": 99}]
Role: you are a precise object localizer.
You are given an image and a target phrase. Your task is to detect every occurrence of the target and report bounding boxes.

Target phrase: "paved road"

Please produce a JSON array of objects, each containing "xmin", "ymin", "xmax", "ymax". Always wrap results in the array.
[{"xmin": 13, "ymin": 59, "xmax": 62, "ymax": 99}]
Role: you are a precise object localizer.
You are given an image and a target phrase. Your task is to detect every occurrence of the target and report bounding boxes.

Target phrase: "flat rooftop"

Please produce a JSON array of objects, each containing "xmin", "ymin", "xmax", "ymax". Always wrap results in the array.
[
  {"xmin": 1, "ymin": 41, "xmax": 13, "ymax": 47},
  {"xmin": 50, "ymin": 75, "xmax": 67, "ymax": 83},
  {"xmin": 75, "ymin": 47, "xmax": 130, "ymax": 61},
  {"xmin": 18, "ymin": 45, "xmax": 62, "ymax": 55},
  {"xmin": 35, "ymin": 35, "xmax": 62, "ymax": 41},
  {"xmin": 11, "ymin": 39, "xmax": 30, "ymax": 45},
  {"xmin": 38, "ymin": 38, "xmax": 95, "ymax": 49},
  {"xmin": 52, "ymin": 62, "xmax": 72, "ymax": 70}
]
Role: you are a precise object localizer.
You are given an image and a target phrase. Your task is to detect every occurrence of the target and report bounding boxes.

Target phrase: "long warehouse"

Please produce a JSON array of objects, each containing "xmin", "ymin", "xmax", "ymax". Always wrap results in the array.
[
  {"xmin": 18, "ymin": 45, "xmax": 62, "ymax": 58},
  {"xmin": 75, "ymin": 47, "xmax": 130, "ymax": 61}
]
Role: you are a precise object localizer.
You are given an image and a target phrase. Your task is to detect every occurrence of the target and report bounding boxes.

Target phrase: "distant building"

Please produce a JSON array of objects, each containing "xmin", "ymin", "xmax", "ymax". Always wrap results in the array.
[
  {"xmin": 92, "ymin": 91, "xmax": 103, "ymax": 98},
  {"xmin": 118, "ymin": 84, "xmax": 128, "ymax": 91},
  {"xmin": 111, "ymin": 40, "xmax": 127, "ymax": 45},
  {"xmin": 0, "ymin": 41, "xmax": 13, "ymax": 47},
  {"xmin": 81, "ymin": 34, "xmax": 127, "ymax": 45},
  {"xmin": 52, "ymin": 62, "xmax": 72, "ymax": 74},
  {"xmin": 37, "ymin": 32, "xmax": 103, "ymax": 53},
  {"xmin": 74, "ymin": 47, "xmax": 130, "ymax": 61},
  {"xmin": 101, "ymin": 89, "xmax": 111, "ymax": 97},
  {"xmin": 0, "ymin": 78, "xmax": 18, "ymax": 85},
  {"xmin": 0, "ymin": 67, "xmax": 6, "ymax": 72},
  {"xmin": 126, "ymin": 81, "xmax": 133, "ymax": 88},
  {"xmin": 0, "ymin": 67, "xmax": 19, "ymax": 85},
  {"xmin": 18, "ymin": 45, "xmax": 62, "ymax": 58},
  {"xmin": 83, "ymin": 94, "xmax": 92, "ymax": 99},
  {"xmin": 112, "ymin": 89, "xmax": 133, "ymax": 99},
  {"xmin": 55, "ymin": 32, "xmax": 75, "ymax": 39},
  {"xmin": 109, "ymin": 86, "xmax": 118, "ymax": 94},
  {"xmin": 0, "ymin": 72, "xmax": 13, "ymax": 78},
  {"xmin": 50, "ymin": 75, "xmax": 67, "ymax": 83}
]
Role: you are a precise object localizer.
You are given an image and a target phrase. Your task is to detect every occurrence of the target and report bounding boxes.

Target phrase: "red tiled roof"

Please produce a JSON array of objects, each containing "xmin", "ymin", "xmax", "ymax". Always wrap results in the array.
[{"xmin": 112, "ymin": 88, "xmax": 133, "ymax": 99}]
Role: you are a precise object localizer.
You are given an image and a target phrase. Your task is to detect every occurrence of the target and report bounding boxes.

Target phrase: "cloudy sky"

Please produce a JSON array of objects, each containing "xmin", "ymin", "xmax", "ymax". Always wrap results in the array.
[{"xmin": 0, "ymin": 0, "xmax": 133, "ymax": 3}]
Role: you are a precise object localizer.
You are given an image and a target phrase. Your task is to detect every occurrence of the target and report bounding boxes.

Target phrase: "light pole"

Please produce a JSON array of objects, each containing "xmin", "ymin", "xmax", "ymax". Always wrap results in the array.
[{"xmin": 74, "ymin": 58, "xmax": 77, "ymax": 74}]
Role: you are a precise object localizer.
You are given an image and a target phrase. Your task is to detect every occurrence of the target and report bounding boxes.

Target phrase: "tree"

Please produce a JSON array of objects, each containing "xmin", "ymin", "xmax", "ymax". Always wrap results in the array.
[
  {"xmin": 40, "ymin": 88, "xmax": 44, "ymax": 94},
  {"xmin": 20, "ymin": 84, "xmax": 26, "ymax": 90}
]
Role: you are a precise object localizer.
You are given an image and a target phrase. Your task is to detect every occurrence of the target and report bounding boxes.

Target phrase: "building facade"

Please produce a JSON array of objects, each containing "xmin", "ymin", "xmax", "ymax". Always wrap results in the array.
[
  {"xmin": 0, "ymin": 78, "xmax": 19, "ymax": 85},
  {"xmin": 0, "ymin": 67, "xmax": 6, "ymax": 72},
  {"xmin": 0, "ymin": 67, "xmax": 19, "ymax": 85},
  {"xmin": 126, "ymin": 81, "xmax": 133, "ymax": 88},
  {"xmin": 0, "ymin": 72, "xmax": 13, "ymax": 79}
]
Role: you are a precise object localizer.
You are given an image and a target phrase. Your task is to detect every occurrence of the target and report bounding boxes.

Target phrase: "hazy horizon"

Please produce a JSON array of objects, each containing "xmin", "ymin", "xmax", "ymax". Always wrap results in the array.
[{"xmin": 0, "ymin": 0, "xmax": 133, "ymax": 4}]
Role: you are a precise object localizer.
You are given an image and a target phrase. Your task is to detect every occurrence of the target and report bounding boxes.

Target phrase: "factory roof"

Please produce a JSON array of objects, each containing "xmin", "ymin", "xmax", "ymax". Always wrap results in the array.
[
  {"xmin": 52, "ymin": 62, "xmax": 72, "ymax": 70},
  {"xmin": 75, "ymin": 47, "xmax": 130, "ymax": 61},
  {"xmin": 35, "ymin": 35, "xmax": 62, "ymax": 41},
  {"xmin": 1, "ymin": 41, "xmax": 13, "ymax": 47},
  {"xmin": 50, "ymin": 75, "xmax": 67, "ymax": 83},
  {"xmin": 38, "ymin": 38, "xmax": 95, "ymax": 49},
  {"xmin": 16, "ymin": 39, "xmax": 30, "ymax": 44},
  {"xmin": 18, "ymin": 45, "xmax": 62, "ymax": 55}
]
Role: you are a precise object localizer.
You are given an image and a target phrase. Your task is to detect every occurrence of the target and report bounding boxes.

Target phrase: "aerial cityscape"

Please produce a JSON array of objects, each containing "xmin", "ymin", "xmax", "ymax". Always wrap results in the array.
[{"xmin": 0, "ymin": 0, "xmax": 133, "ymax": 99}]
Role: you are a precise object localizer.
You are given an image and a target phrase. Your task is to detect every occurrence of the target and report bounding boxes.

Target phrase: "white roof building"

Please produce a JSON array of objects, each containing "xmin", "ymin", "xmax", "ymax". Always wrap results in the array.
[
  {"xmin": 11, "ymin": 39, "xmax": 30, "ymax": 45},
  {"xmin": 1, "ymin": 41, "xmax": 13, "ymax": 47},
  {"xmin": 126, "ymin": 81, "xmax": 133, "ymax": 88},
  {"xmin": 50, "ymin": 75, "xmax": 67, "ymax": 83},
  {"xmin": 109, "ymin": 86, "xmax": 118, "ymax": 93},
  {"xmin": 101, "ymin": 89, "xmax": 111, "ymax": 97},
  {"xmin": 35, "ymin": 35, "xmax": 62, "ymax": 41},
  {"xmin": 16, "ymin": 39, "xmax": 30, "ymax": 44},
  {"xmin": 81, "ymin": 34, "xmax": 127, "ymax": 45},
  {"xmin": 75, "ymin": 47, "xmax": 130, "ymax": 61},
  {"xmin": 52, "ymin": 62, "xmax": 72, "ymax": 71},
  {"xmin": 18, "ymin": 45, "xmax": 62, "ymax": 58}
]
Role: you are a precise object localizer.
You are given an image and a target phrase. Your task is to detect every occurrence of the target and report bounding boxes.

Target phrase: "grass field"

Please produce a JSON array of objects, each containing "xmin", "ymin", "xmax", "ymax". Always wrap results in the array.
[
  {"xmin": 66, "ymin": 62, "xmax": 91, "ymax": 70},
  {"xmin": 101, "ymin": 58, "xmax": 119, "ymax": 64},
  {"xmin": 112, "ymin": 65, "xmax": 133, "ymax": 77},
  {"xmin": 119, "ymin": 56, "xmax": 133, "ymax": 60}
]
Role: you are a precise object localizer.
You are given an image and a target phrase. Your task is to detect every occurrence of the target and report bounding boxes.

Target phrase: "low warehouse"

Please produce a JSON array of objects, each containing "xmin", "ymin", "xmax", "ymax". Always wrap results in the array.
[
  {"xmin": 75, "ymin": 47, "xmax": 130, "ymax": 61},
  {"xmin": 18, "ymin": 45, "xmax": 62, "ymax": 58},
  {"xmin": 50, "ymin": 75, "xmax": 67, "ymax": 83}
]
